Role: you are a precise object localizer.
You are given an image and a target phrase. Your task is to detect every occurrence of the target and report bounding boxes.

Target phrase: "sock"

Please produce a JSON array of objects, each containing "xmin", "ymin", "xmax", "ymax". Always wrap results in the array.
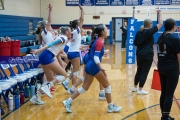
[
  {"xmin": 68, "ymin": 97, "xmax": 73, "ymax": 103},
  {"xmin": 100, "ymin": 90, "xmax": 105, "ymax": 94},
  {"xmin": 49, "ymin": 82, "xmax": 54, "ymax": 87},
  {"xmin": 64, "ymin": 78, "xmax": 70, "ymax": 83},
  {"xmin": 70, "ymin": 85, "xmax": 75, "ymax": 91},
  {"xmin": 108, "ymin": 103, "xmax": 113, "ymax": 106}
]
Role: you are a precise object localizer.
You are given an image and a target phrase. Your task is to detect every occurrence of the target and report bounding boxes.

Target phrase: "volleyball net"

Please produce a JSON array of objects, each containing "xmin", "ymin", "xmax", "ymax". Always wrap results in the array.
[{"xmin": 132, "ymin": 7, "xmax": 180, "ymax": 37}]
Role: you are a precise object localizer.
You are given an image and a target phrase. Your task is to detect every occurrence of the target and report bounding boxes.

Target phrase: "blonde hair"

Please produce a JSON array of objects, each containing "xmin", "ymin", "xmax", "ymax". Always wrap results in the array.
[{"xmin": 140, "ymin": 19, "xmax": 152, "ymax": 32}]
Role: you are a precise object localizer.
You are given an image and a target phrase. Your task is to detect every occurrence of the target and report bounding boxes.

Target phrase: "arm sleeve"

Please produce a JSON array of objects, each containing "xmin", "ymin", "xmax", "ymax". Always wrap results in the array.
[
  {"xmin": 47, "ymin": 37, "xmax": 65, "ymax": 47},
  {"xmin": 93, "ymin": 40, "xmax": 103, "ymax": 64}
]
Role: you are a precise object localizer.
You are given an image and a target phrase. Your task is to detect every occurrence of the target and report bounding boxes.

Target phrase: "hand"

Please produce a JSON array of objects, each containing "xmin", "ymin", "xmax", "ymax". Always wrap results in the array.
[
  {"xmin": 101, "ymin": 68, "xmax": 107, "ymax": 77},
  {"xmin": 47, "ymin": 4, "xmax": 53, "ymax": 11},
  {"xmin": 155, "ymin": 8, "xmax": 161, "ymax": 13},
  {"xmin": 79, "ymin": 4, "xmax": 83, "ymax": 10}
]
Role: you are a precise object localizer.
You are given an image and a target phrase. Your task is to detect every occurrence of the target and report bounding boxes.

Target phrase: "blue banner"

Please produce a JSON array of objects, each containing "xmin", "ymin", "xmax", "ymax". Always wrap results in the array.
[
  {"xmin": 126, "ymin": 19, "xmax": 137, "ymax": 64},
  {"xmin": 81, "ymin": 0, "xmax": 95, "ymax": 6},
  {"xmin": 66, "ymin": 0, "xmax": 80, "ymax": 6},
  {"xmin": 95, "ymin": 0, "xmax": 109, "ymax": 6},
  {"xmin": 110, "ymin": 0, "xmax": 124, "ymax": 6},
  {"xmin": 140, "ymin": 0, "xmax": 154, "ymax": 5},
  {"xmin": 171, "ymin": 0, "xmax": 180, "ymax": 5},
  {"xmin": 125, "ymin": 0, "xmax": 139, "ymax": 6},
  {"xmin": 155, "ymin": 0, "xmax": 170, "ymax": 5}
]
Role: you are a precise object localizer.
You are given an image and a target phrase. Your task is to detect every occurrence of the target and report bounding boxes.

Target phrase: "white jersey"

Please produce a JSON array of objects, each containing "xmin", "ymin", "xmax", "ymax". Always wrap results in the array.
[
  {"xmin": 68, "ymin": 27, "xmax": 81, "ymax": 52},
  {"xmin": 66, "ymin": 41, "xmax": 70, "ymax": 47},
  {"xmin": 41, "ymin": 28, "xmax": 54, "ymax": 47},
  {"xmin": 48, "ymin": 35, "xmax": 67, "ymax": 56}
]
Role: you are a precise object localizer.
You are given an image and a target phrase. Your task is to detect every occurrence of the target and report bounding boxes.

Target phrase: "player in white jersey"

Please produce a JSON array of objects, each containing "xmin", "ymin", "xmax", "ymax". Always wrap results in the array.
[
  {"xmin": 61, "ymin": 4, "xmax": 84, "ymax": 92},
  {"xmin": 31, "ymin": 26, "xmax": 71, "ymax": 100}
]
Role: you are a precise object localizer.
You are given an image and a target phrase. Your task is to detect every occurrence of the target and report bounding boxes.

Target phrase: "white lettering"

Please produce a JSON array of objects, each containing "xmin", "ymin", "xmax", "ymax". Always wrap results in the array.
[
  {"xmin": 129, "ymin": 45, "xmax": 133, "ymax": 50},
  {"xmin": 128, "ymin": 52, "xmax": 133, "ymax": 57},
  {"xmin": 130, "ymin": 32, "xmax": 134, "ymax": 37},
  {"xmin": 128, "ymin": 58, "xmax": 132, "ymax": 63},
  {"xmin": 131, "ymin": 19, "xmax": 135, "ymax": 24},
  {"xmin": 130, "ymin": 26, "xmax": 134, "ymax": 31},
  {"xmin": 129, "ymin": 39, "xmax": 133, "ymax": 44}
]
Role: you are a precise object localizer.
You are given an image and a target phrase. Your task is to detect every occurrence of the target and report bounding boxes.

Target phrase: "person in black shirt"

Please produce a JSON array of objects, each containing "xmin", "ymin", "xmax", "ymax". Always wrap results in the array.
[
  {"xmin": 133, "ymin": 9, "xmax": 162, "ymax": 95},
  {"xmin": 157, "ymin": 18, "xmax": 180, "ymax": 120},
  {"xmin": 119, "ymin": 21, "xmax": 127, "ymax": 48}
]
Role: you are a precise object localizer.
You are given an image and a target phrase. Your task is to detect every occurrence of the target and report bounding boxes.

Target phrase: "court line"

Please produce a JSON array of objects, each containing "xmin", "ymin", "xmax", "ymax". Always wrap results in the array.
[{"xmin": 121, "ymin": 98, "xmax": 180, "ymax": 120}]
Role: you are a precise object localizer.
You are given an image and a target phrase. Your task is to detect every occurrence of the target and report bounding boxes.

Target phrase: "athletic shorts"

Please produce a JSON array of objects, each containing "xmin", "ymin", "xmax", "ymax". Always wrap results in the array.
[
  {"xmin": 33, "ymin": 61, "xmax": 40, "ymax": 68},
  {"xmin": 39, "ymin": 50, "xmax": 55, "ymax": 65},
  {"xmin": 64, "ymin": 45, "xmax": 69, "ymax": 53},
  {"xmin": 85, "ymin": 60, "xmax": 100, "ymax": 76},
  {"xmin": 83, "ymin": 53, "xmax": 89, "ymax": 65},
  {"xmin": 67, "ymin": 52, "xmax": 80, "ymax": 60}
]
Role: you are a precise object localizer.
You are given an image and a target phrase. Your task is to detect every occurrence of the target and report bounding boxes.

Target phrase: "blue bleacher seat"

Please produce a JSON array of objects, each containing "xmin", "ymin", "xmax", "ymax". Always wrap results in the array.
[
  {"xmin": 0, "ymin": 14, "xmax": 43, "ymax": 54},
  {"xmin": 11, "ymin": 35, "xmax": 36, "ymax": 41}
]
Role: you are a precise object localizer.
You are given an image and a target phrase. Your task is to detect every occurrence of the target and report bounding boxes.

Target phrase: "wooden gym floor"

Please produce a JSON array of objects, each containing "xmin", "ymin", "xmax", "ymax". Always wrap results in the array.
[{"xmin": 3, "ymin": 43, "xmax": 180, "ymax": 120}]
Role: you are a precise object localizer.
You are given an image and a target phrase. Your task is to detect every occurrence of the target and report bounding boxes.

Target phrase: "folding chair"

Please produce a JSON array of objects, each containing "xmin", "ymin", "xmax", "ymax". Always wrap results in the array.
[{"xmin": 0, "ymin": 62, "xmax": 29, "ymax": 97}]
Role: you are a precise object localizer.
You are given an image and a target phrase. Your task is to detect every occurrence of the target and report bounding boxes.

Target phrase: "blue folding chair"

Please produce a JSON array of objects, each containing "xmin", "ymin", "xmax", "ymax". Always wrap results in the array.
[{"xmin": 0, "ymin": 62, "xmax": 29, "ymax": 97}]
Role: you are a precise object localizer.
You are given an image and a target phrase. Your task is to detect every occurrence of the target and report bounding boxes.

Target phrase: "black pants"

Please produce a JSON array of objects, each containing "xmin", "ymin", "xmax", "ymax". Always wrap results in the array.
[
  {"xmin": 159, "ymin": 69, "xmax": 179, "ymax": 119},
  {"xmin": 121, "ymin": 35, "xmax": 127, "ymax": 48},
  {"xmin": 134, "ymin": 56, "xmax": 153, "ymax": 87}
]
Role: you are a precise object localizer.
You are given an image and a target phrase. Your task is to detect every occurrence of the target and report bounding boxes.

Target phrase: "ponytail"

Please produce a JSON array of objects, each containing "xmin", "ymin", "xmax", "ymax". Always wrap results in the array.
[
  {"xmin": 158, "ymin": 31, "xmax": 166, "ymax": 52},
  {"xmin": 38, "ymin": 29, "xmax": 43, "ymax": 44},
  {"xmin": 140, "ymin": 25, "xmax": 144, "ymax": 32},
  {"xmin": 88, "ymin": 27, "xmax": 97, "ymax": 54}
]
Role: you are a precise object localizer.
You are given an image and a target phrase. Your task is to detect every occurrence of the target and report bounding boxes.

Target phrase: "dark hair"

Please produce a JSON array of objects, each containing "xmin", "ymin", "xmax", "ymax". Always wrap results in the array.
[
  {"xmin": 89, "ymin": 24, "xmax": 105, "ymax": 53},
  {"xmin": 158, "ymin": 18, "xmax": 176, "ymax": 52},
  {"xmin": 69, "ymin": 19, "xmax": 79, "ymax": 29},
  {"xmin": 87, "ymin": 31, "xmax": 91, "ymax": 35}
]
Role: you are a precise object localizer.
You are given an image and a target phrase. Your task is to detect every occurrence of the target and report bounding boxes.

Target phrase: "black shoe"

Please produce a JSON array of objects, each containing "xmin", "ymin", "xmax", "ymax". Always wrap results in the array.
[{"xmin": 161, "ymin": 116, "xmax": 174, "ymax": 120}]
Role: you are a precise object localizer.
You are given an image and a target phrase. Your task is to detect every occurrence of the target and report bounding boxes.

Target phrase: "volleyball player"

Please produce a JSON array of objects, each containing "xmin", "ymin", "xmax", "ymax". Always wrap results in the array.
[
  {"xmin": 157, "ymin": 18, "xmax": 180, "ymax": 120},
  {"xmin": 132, "ymin": 9, "xmax": 163, "ymax": 95},
  {"xmin": 62, "ymin": 24, "xmax": 122, "ymax": 113},
  {"xmin": 31, "ymin": 26, "xmax": 71, "ymax": 100},
  {"xmin": 61, "ymin": 4, "xmax": 84, "ymax": 92}
]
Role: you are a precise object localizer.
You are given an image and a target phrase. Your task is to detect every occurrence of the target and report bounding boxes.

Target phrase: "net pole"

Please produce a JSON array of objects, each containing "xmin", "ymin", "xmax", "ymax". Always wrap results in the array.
[{"xmin": 132, "ymin": 7, "xmax": 135, "ymax": 19}]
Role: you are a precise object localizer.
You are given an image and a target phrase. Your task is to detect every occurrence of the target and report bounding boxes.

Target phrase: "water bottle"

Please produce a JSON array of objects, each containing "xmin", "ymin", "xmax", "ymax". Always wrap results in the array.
[
  {"xmin": 31, "ymin": 85, "xmax": 35, "ymax": 97},
  {"xmin": 15, "ymin": 95, "xmax": 20, "ymax": 109},
  {"xmin": 20, "ymin": 91, "xmax": 24, "ymax": 104},
  {"xmin": 8, "ymin": 95, "xmax": 13, "ymax": 111},
  {"xmin": 25, "ymin": 84, "xmax": 30, "ymax": 97}
]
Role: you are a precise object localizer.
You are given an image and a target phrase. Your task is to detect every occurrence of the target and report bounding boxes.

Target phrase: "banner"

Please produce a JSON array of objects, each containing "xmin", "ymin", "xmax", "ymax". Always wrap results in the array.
[
  {"xmin": 140, "ymin": 0, "xmax": 154, "ymax": 5},
  {"xmin": 155, "ymin": 0, "xmax": 170, "ymax": 5},
  {"xmin": 95, "ymin": 0, "xmax": 109, "ymax": 6},
  {"xmin": 66, "ymin": 0, "xmax": 80, "ymax": 6},
  {"xmin": 125, "ymin": 0, "xmax": 139, "ymax": 6},
  {"xmin": 171, "ymin": 0, "xmax": 180, "ymax": 5},
  {"xmin": 126, "ymin": 19, "xmax": 137, "ymax": 64},
  {"xmin": 81, "ymin": 0, "xmax": 95, "ymax": 6},
  {"xmin": 110, "ymin": 0, "xmax": 124, "ymax": 6}
]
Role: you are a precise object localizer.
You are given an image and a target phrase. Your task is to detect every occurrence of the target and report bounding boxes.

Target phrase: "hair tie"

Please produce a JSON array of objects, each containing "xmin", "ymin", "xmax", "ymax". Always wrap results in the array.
[{"xmin": 94, "ymin": 34, "xmax": 98, "ymax": 38}]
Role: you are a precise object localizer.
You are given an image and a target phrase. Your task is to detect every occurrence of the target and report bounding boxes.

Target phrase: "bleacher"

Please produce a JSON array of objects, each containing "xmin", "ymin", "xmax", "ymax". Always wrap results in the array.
[{"xmin": 0, "ymin": 14, "xmax": 43, "ymax": 55}]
